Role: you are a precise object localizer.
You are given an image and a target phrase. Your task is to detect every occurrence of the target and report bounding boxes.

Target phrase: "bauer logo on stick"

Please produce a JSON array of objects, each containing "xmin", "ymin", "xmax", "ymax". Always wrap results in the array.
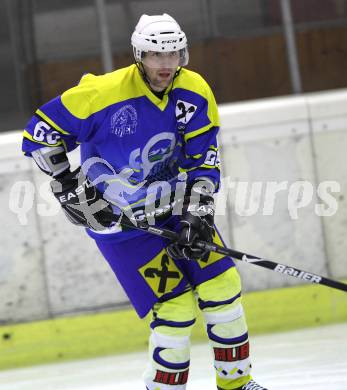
[{"xmin": 274, "ymin": 264, "xmax": 322, "ymax": 283}]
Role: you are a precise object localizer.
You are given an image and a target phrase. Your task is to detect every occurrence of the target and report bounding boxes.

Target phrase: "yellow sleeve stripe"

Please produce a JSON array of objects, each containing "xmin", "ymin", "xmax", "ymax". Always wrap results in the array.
[
  {"xmin": 124, "ymin": 196, "xmax": 147, "ymax": 210},
  {"xmin": 185, "ymin": 145, "xmax": 218, "ymax": 159},
  {"xmin": 185, "ymin": 153, "xmax": 203, "ymax": 160},
  {"xmin": 184, "ymin": 123, "xmax": 214, "ymax": 142},
  {"xmin": 36, "ymin": 109, "xmax": 70, "ymax": 135},
  {"xmin": 105, "ymin": 177, "xmax": 142, "ymax": 190},
  {"xmin": 200, "ymin": 164, "xmax": 220, "ymax": 170},
  {"xmin": 178, "ymin": 164, "xmax": 220, "ymax": 173},
  {"xmin": 23, "ymin": 130, "xmax": 63, "ymax": 147}
]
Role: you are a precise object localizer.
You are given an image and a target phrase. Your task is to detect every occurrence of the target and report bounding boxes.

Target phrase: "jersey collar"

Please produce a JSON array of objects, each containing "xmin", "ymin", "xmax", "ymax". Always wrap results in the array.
[{"xmin": 133, "ymin": 65, "xmax": 170, "ymax": 111}]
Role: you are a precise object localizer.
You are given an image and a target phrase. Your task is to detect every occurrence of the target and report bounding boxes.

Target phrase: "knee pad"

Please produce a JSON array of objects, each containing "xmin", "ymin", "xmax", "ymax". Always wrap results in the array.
[
  {"xmin": 144, "ymin": 322, "xmax": 195, "ymax": 390},
  {"xmin": 197, "ymin": 268, "xmax": 252, "ymax": 385},
  {"xmin": 144, "ymin": 291, "xmax": 197, "ymax": 390},
  {"xmin": 205, "ymin": 304, "xmax": 251, "ymax": 382}
]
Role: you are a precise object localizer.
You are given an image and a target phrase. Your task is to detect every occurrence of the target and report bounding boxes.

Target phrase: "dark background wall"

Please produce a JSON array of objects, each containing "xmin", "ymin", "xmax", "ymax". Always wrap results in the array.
[{"xmin": 1, "ymin": 0, "xmax": 347, "ymax": 132}]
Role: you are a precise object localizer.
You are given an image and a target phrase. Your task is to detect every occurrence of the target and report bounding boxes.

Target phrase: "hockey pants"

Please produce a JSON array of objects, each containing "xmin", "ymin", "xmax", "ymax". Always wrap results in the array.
[{"xmin": 143, "ymin": 266, "xmax": 252, "ymax": 390}]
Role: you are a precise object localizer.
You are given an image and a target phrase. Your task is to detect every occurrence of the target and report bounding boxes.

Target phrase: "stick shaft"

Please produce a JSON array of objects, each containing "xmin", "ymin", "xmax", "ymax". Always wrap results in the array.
[
  {"xmin": 198, "ymin": 241, "xmax": 347, "ymax": 292},
  {"xmin": 122, "ymin": 220, "xmax": 347, "ymax": 293}
]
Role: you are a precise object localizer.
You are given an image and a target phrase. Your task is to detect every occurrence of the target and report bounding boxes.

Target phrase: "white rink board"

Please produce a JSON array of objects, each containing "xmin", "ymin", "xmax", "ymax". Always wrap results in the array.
[
  {"xmin": 219, "ymin": 126, "xmax": 327, "ymax": 291},
  {"xmin": 1, "ymin": 89, "xmax": 347, "ymax": 322},
  {"xmin": 0, "ymin": 322, "xmax": 346, "ymax": 389}
]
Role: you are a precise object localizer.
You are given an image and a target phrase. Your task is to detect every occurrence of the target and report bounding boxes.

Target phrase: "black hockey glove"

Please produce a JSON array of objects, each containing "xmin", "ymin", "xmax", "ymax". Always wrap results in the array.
[
  {"xmin": 50, "ymin": 167, "xmax": 116, "ymax": 231},
  {"xmin": 167, "ymin": 179, "xmax": 215, "ymax": 261}
]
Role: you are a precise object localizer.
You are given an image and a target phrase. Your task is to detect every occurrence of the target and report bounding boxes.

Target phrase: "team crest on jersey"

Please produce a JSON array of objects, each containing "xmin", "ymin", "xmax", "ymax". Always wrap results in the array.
[
  {"xmin": 175, "ymin": 100, "xmax": 197, "ymax": 124},
  {"xmin": 111, "ymin": 105, "xmax": 137, "ymax": 137}
]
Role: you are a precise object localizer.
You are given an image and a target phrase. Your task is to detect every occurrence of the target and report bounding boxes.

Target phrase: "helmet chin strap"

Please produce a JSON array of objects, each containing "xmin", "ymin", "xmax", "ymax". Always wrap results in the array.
[
  {"xmin": 135, "ymin": 62, "xmax": 150, "ymax": 85},
  {"xmin": 135, "ymin": 61, "xmax": 181, "ymax": 95}
]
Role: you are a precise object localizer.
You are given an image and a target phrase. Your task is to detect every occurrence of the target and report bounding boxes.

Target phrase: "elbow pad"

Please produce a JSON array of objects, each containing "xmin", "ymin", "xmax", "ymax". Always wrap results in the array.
[{"xmin": 31, "ymin": 146, "xmax": 70, "ymax": 177}]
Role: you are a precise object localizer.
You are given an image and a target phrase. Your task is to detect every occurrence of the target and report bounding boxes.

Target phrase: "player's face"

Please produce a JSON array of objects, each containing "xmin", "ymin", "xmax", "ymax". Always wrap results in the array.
[{"xmin": 142, "ymin": 51, "xmax": 180, "ymax": 92}]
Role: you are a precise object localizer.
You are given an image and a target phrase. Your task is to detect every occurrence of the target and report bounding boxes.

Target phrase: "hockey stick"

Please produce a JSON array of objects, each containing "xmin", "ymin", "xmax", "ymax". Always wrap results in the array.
[{"xmin": 119, "ymin": 219, "xmax": 347, "ymax": 293}]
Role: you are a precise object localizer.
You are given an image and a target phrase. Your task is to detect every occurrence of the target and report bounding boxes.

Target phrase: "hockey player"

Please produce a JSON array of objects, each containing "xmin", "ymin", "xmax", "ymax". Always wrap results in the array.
[{"xmin": 22, "ymin": 13, "xmax": 268, "ymax": 390}]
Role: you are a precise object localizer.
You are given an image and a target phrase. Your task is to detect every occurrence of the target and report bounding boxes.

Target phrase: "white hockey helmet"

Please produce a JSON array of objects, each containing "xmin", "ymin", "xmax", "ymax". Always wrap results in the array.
[{"xmin": 131, "ymin": 13, "xmax": 189, "ymax": 67}]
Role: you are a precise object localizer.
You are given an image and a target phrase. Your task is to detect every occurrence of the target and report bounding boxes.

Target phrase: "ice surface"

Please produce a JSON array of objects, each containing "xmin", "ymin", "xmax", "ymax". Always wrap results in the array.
[{"xmin": 0, "ymin": 322, "xmax": 346, "ymax": 389}]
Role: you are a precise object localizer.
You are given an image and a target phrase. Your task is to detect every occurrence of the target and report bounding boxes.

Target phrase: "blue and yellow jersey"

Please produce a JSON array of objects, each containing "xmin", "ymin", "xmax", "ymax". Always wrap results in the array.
[{"xmin": 22, "ymin": 64, "xmax": 221, "ymax": 224}]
